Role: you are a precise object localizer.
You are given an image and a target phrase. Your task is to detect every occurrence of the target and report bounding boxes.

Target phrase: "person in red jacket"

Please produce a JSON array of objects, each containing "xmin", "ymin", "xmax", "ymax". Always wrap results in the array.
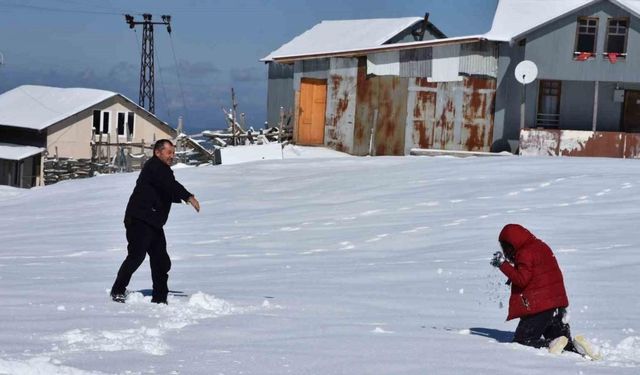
[{"xmin": 491, "ymin": 224, "xmax": 593, "ymax": 356}]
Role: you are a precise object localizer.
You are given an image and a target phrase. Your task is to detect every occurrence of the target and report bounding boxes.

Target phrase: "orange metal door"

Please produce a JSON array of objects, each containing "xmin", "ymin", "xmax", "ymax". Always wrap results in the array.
[{"xmin": 298, "ymin": 79, "xmax": 327, "ymax": 145}]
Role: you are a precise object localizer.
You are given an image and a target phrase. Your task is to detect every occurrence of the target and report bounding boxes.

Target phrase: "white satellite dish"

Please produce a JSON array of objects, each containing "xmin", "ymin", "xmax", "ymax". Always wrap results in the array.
[{"xmin": 515, "ymin": 60, "xmax": 538, "ymax": 84}]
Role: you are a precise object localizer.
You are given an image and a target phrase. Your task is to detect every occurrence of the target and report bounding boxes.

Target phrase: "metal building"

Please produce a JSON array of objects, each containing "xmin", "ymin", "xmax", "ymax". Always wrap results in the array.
[{"xmin": 264, "ymin": 1, "xmax": 640, "ymax": 159}]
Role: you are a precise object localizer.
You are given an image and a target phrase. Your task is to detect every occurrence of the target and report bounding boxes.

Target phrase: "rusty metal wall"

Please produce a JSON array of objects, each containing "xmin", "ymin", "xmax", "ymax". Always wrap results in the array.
[
  {"xmin": 405, "ymin": 76, "xmax": 496, "ymax": 153},
  {"xmin": 325, "ymin": 58, "xmax": 358, "ymax": 153},
  {"xmin": 374, "ymin": 75, "xmax": 408, "ymax": 155},
  {"xmin": 461, "ymin": 77, "xmax": 496, "ymax": 151},
  {"xmin": 519, "ymin": 129, "xmax": 640, "ymax": 158},
  {"xmin": 399, "ymin": 47, "xmax": 432, "ymax": 78},
  {"xmin": 353, "ymin": 58, "xmax": 377, "ymax": 156},
  {"xmin": 353, "ymin": 58, "xmax": 408, "ymax": 156},
  {"xmin": 624, "ymin": 134, "xmax": 640, "ymax": 159}
]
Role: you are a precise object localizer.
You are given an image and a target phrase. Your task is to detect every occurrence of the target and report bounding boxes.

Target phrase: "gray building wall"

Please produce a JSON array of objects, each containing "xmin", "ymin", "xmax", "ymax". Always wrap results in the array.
[
  {"xmin": 495, "ymin": 1, "xmax": 640, "ymax": 150},
  {"xmin": 495, "ymin": 42, "xmax": 526, "ymax": 150},
  {"xmin": 525, "ymin": 2, "xmax": 640, "ymax": 82},
  {"xmin": 266, "ymin": 62, "xmax": 294, "ymax": 128}
]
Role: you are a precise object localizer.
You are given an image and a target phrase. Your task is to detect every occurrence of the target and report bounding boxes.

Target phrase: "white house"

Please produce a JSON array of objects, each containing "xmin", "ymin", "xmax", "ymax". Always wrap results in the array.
[{"xmin": 0, "ymin": 85, "xmax": 176, "ymax": 160}]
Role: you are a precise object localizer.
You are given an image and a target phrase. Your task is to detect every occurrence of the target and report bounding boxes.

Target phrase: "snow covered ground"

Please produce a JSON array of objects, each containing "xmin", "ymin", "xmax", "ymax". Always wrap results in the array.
[{"xmin": 1, "ymin": 149, "xmax": 639, "ymax": 374}]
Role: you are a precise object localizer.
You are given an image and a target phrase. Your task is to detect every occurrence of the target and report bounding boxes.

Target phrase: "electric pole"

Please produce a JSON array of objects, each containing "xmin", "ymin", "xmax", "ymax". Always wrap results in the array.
[{"xmin": 125, "ymin": 13, "xmax": 172, "ymax": 114}]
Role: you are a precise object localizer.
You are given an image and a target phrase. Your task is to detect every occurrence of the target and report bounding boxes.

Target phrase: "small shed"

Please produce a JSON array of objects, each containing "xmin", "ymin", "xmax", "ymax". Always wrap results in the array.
[
  {"xmin": 264, "ymin": 17, "xmax": 500, "ymax": 156},
  {"xmin": 262, "ymin": 16, "xmax": 446, "ymax": 132},
  {"xmin": 0, "ymin": 143, "xmax": 45, "ymax": 188}
]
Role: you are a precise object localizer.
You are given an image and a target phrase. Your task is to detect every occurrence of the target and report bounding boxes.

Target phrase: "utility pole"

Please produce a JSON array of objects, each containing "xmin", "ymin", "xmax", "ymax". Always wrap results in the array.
[{"xmin": 125, "ymin": 14, "xmax": 172, "ymax": 114}]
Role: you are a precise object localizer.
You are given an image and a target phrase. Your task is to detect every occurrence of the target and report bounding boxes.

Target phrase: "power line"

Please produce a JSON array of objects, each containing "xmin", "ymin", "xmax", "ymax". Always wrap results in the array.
[
  {"xmin": 153, "ymin": 42, "xmax": 173, "ymax": 122},
  {"xmin": 168, "ymin": 34, "xmax": 189, "ymax": 125},
  {"xmin": 0, "ymin": 0, "xmax": 123, "ymax": 15}
]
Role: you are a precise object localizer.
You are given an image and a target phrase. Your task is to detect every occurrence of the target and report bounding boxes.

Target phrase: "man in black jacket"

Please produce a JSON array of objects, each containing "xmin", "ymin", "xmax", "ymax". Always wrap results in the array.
[{"xmin": 110, "ymin": 139, "xmax": 200, "ymax": 304}]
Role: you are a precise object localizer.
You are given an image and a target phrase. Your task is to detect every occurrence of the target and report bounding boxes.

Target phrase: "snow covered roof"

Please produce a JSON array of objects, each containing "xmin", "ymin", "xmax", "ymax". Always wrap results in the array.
[
  {"xmin": 0, "ymin": 143, "xmax": 45, "ymax": 161},
  {"xmin": 484, "ymin": 0, "xmax": 640, "ymax": 42},
  {"xmin": 262, "ymin": 17, "xmax": 423, "ymax": 62},
  {"xmin": 266, "ymin": 35, "xmax": 486, "ymax": 62},
  {"xmin": 0, "ymin": 85, "xmax": 148, "ymax": 132}
]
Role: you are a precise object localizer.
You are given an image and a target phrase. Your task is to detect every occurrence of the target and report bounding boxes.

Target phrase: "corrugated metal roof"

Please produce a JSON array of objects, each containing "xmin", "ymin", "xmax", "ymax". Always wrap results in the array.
[
  {"xmin": 269, "ymin": 35, "xmax": 486, "ymax": 63},
  {"xmin": 484, "ymin": 0, "xmax": 640, "ymax": 42},
  {"xmin": 0, "ymin": 143, "xmax": 45, "ymax": 161},
  {"xmin": 262, "ymin": 17, "xmax": 423, "ymax": 62}
]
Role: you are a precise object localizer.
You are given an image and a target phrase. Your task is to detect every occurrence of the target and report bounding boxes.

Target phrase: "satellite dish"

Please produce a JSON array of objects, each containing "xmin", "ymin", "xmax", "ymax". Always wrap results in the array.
[{"xmin": 515, "ymin": 60, "xmax": 538, "ymax": 84}]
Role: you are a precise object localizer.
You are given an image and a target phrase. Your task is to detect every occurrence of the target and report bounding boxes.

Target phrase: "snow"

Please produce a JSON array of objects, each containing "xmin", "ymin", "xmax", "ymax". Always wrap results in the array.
[
  {"xmin": 0, "ymin": 85, "xmax": 116, "ymax": 131},
  {"xmin": 0, "ymin": 143, "xmax": 45, "ymax": 161},
  {"xmin": 262, "ymin": 17, "xmax": 422, "ymax": 61},
  {"xmin": 219, "ymin": 143, "xmax": 349, "ymax": 165},
  {"xmin": 485, "ymin": 0, "xmax": 640, "ymax": 42},
  {"xmin": 1, "ymin": 149, "xmax": 640, "ymax": 374}
]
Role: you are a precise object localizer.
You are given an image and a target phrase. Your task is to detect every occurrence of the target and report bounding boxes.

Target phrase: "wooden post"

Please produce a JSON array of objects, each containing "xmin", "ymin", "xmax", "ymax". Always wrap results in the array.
[
  {"xmin": 98, "ymin": 133, "xmax": 103, "ymax": 164},
  {"xmin": 278, "ymin": 106, "xmax": 284, "ymax": 143},
  {"xmin": 369, "ymin": 109, "xmax": 378, "ymax": 156},
  {"xmin": 107, "ymin": 133, "xmax": 111, "ymax": 171},
  {"xmin": 592, "ymin": 80, "xmax": 599, "ymax": 132},
  {"xmin": 241, "ymin": 113, "xmax": 246, "ymax": 136},
  {"xmin": 231, "ymin": 88, "xmax": 238, "ymax": 146},
  {"xmin": 520, "ymin": 83, "xmax": 526, "ymax": 130}
]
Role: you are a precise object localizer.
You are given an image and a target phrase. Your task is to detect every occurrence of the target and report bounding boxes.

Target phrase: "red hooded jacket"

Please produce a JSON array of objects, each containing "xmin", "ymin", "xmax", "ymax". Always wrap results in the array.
[{"xmin": 498, "ymin": 224, "xmax": 569, "ymax": 320}]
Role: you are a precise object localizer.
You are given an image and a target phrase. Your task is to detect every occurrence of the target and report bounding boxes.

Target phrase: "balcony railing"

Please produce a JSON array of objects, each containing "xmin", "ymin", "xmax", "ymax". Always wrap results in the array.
[{"xmin": 536, "ymin": 113, "xmax": 560, "ymax": 127}]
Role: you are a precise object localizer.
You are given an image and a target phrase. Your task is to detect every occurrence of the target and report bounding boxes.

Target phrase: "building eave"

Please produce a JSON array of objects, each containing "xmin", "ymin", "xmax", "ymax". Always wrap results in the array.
[{"xmin": 270, "ymin": 35, "xmax": 489, "ymax": 64}]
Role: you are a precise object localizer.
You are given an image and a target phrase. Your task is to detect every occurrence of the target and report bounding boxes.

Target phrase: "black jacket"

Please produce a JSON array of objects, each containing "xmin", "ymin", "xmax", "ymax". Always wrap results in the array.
[{"xmin": 125, "ymin": 156, "xmax": 193, "ymax": 228}]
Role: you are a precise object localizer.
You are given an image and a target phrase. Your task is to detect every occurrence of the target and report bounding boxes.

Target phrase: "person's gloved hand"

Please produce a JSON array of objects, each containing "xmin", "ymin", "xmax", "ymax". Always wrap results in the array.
[{"xmin": 490, "ymin": 251, "xmax": 505, "ymax": 267}]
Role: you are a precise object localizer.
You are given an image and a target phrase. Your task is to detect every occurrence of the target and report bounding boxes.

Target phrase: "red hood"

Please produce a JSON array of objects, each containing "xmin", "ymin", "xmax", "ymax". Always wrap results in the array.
[{"xmin": 499, "ymin": 224, "xmax": 535, "ymax": 251}]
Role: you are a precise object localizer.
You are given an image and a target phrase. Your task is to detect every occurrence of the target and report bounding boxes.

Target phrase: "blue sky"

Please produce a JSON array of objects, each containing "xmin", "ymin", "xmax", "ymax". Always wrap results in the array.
[{"xmin": 0, "ymin": 0, "xmax": 497, "ymax": 133}]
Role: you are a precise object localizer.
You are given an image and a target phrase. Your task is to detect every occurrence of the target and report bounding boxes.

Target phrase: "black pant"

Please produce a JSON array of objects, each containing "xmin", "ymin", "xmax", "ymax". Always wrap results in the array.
[
  {"xmin": 513, "ymin": 307, "xmax": 578, "ymax": 353},
  {"xmin": 111, "ymin": 217, "xmax": 171, "ymax": 303}
]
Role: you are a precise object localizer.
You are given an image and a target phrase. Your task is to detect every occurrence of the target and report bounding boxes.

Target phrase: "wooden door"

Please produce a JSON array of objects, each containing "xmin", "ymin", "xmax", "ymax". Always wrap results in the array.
[
  {"xmin": 298, "ymin": 78, "xmax": 327, "ymax": 145},
  {"xmin": 623, "ymin": 90, "xmax": 640, "ymax": 132}
]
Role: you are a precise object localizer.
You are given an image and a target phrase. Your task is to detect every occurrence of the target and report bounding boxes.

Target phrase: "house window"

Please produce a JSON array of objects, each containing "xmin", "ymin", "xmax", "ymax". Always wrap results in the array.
[
  {"xmin": 92, "ymin": 110, "xmax": 101, "ymax": 134},
  {"xmin": 574, "ymin": 17, "xmax": 598, "ymax": 59},
  {"xmin": 127, "ymin": 112, "xmax": 135, "ymax": 137},
  {"xmin": 117, "ymin": 112, "xmax": 126, "ymax": 136},
  {"xmin": 537, "ymin": 80, "xmax": 561, "ymax": 127},
  {"xmin": 117, "ymin": 111, "xmax": 135, "ymax": 137},
  {"xmin": 605, "ymin": 17, "xmax": 628, "ymax": 56},
  {"xmin": 92, "ymin": 110, "xmax": 112, "ymax": 134},
  {"xmin": 102, "ymin": 111, "xmax": 110, "ymax": 134}
]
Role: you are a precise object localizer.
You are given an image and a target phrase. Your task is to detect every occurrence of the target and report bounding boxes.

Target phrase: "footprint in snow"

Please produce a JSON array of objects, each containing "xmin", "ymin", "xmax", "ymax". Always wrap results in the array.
[
  {"xmin": 443, "ymin": 219, "xmax": 467, "ymax": 227},
  {"xmin": 416, "ymin": 201, "xmax": 439, "ymax": 207},
  {"xmin": 280, "ymin": 227, "xmax": 300, "ymax": 232},
  {"xmin": 339, "ymin": 241, "xmax": 355, "ymax": 250},
  {"xmin": 300, "ymin": 248, "xmax": 328, "ymax": 255},
  {"xmin": 401, "ymin": 226, "xmax": 430, "ymax": 234},
  {"xmin": 366, "ymin": 234, "xmax": 389, "ymax": 243},
  {"xmin": 360, "ymin": 209, "xmax": 383, "ymax": 216}
]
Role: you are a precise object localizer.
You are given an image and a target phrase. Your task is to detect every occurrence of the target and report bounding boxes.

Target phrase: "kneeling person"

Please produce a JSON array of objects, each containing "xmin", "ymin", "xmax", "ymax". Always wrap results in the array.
[{"xmin": 491, "ymin": 224, "xmax": 599, "ymax": 359}]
